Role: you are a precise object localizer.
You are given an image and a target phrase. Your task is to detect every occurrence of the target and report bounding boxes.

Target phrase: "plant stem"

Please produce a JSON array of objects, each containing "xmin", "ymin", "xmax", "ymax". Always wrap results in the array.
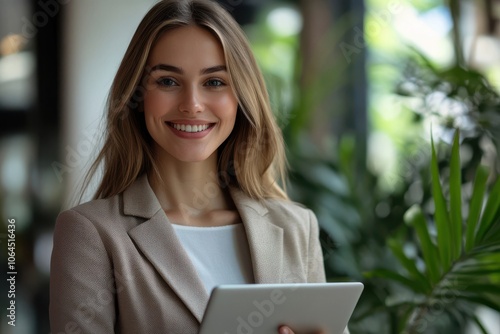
[
  {"xmin": 403, "ymin": 256, "xmax": 465, "ymax": 333},
  {"xmin": 405, "ymin": 305, "xmax": 429, "ymax": 334}
]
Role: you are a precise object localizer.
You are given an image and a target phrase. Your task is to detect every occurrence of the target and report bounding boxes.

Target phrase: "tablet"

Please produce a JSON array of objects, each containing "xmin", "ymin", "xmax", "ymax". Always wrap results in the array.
[{"xmin": 199, "ymin": 282, "xmax": 363, "ymax": 334}]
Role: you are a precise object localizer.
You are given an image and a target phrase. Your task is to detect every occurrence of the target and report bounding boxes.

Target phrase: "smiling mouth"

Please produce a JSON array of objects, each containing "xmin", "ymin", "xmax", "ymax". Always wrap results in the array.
[{"xmin": 166, "ymin": 122, "xmax": 215, "ymax": 133}]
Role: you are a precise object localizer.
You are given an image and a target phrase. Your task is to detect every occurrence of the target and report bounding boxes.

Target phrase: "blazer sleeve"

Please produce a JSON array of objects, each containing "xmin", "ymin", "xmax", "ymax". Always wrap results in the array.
[
  {"xmin": 50, "ymin": 209, "xmax": 116, "ymax": 333},
  {"xmin": 307, "ymin": 210, "xmax": 350, "ymax": 334}
]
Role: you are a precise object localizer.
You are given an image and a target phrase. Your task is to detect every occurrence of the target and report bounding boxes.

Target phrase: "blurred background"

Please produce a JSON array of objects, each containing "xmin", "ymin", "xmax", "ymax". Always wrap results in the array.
[{"xmin": 0, "ymin": 0, "xmax": 499, "ymax": 333}]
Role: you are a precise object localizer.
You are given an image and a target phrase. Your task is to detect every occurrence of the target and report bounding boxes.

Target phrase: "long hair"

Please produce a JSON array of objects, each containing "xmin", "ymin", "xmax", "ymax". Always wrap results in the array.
[{"xmin": 83, "ymin": 0, "xmax": 288, "ymax": 201}]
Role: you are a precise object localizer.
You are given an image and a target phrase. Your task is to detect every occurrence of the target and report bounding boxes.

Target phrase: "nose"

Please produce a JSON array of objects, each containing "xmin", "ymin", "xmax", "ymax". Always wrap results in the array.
[{"xmin": 178, "ymin": 86, "xmax": 204, "ymax": 114}]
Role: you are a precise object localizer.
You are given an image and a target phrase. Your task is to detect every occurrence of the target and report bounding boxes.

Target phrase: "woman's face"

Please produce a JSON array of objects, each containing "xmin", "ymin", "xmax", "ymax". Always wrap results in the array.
[{"xmin": 143, "ymin": 25, "xmax": 238, "ymax": 163}]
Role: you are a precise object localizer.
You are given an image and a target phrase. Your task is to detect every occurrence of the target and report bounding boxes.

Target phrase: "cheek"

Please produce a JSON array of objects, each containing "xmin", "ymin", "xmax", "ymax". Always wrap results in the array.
[
  {"xmin": 213, "ymin": 94, "xmax": 238, "ymax": 120},
  {"xmin": 144, "ymin": 91, "xmax": 172, "ymax": 117}
]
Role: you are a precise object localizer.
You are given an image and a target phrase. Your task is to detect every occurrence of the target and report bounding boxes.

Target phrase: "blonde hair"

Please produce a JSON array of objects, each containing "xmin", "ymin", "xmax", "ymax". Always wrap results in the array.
[{"xmin": 84, "ymin": 0, "xmax": 288, "ymax": 201}]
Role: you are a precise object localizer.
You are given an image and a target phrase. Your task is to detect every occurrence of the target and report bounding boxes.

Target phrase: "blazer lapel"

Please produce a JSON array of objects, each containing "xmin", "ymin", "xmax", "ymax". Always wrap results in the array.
[
  {"xmin": 122, "ymin": 175, "xmax": 286, "ymax": 322},
  {"xmin": 124, "ymin": 175, "xmax": 209, "ymax": 323},
  {"xmin": 229, "ymin": 188, "xmax": 284, "ymax": 284}
]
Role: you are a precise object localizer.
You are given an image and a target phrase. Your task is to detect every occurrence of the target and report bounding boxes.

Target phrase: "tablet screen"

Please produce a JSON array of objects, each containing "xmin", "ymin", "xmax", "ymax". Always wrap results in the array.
[{"xmin": 199, "ymin": 282, "xmax": 363, "ymax": 334}]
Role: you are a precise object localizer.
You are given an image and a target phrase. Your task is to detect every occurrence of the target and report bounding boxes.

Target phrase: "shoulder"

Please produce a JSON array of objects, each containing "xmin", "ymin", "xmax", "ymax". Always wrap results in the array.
[
  {"xmin": 230, "ymin": 187, "xmax": 317, "ymax": 228},
  {"xmin": 54, "ymin": 194, "xmax": 126, "ymax": 242},
  {"xmin": 58, "ymin": 194, "xmax": 122, "ymax": 225},
  {"xmin": 56, "ymin": 173, "xmax": 154, "ymax": 227},
  {"xmin": 261, "ymin": 198, "xmax": 322, "ymax": 267},
  {"xmin": 263, "ymin": 197, "xmax": 316, "ymax": 223},
  {"xmin": 257, "ymin": 197, "xmax": 319, "ymax": 237}
]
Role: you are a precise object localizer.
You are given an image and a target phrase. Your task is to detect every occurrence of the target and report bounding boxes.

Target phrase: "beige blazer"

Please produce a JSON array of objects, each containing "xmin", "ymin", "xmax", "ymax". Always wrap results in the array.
[{"xmin": 49, "ymin": 174, "xmax": 335, "ymax": 334}]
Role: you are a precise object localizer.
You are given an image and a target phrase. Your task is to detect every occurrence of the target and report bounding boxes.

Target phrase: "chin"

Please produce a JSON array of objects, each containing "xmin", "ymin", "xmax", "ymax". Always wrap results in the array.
[
  {"xmin": 177, "ymin": 157, "xmax": 209, "ymax": 163},
  {"xmin": 172, "ymin": 153, "xmax": 214, "ymax": 163}
]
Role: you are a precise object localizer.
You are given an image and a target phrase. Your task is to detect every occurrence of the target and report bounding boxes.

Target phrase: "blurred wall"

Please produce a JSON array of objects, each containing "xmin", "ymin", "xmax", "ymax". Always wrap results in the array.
[{"xmin": 61, "ymin": 0, "xmax": 156, "ymax": 205}]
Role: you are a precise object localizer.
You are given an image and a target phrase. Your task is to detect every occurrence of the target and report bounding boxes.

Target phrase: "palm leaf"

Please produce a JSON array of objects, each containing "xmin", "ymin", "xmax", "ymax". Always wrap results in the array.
[
  {"xmin": 458, "ymin": 295, "xmax": 500, "ymax": 311},
  {"xmin": 366, "ymin": 133, "xmax": 500, "ymax": 333},
  {"xmin": 475, "ymin": 178, "xmax": 500, "ymax": 244},
  {"xmin": 404, "ymin": 205, "xmax": 441, "ymax": 284},
  {"xmin": 465, "ymin": 166, "xmax": 489, "ymax": 251},
  {"xmin": 431, "ymin": 136, "xmax": 452, "ymax": 269},
  {"xmin": 449, "ymin": 130, "xmax": 462, "ymax": 260},
  {"xmin": 460, "ymin": 284, "xmax": 500, "ymax": 295},
  {"xmin": 471, "ymin": 314, "xmax": 489, "ymax": 334},
  {"xmin": 365, "ymin": 269, "xmax": 428, "ymax": 294},
  {"xmin": 387, "ymin": 238, "xmax": 432, "ymax": 292}
]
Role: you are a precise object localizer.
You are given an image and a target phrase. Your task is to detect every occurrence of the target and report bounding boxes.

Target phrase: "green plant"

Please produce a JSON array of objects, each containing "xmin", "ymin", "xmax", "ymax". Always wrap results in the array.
[
  {"xmin": 367, "ymin": 130, "xmax": 500, "ymax": 333},
  {"xmin": 395, "ymin": 49, "xmax": 500, "ymax": 175},
  {"xmin": 248, "ymin": 2, "xmax": 500, "ymax": 333}
]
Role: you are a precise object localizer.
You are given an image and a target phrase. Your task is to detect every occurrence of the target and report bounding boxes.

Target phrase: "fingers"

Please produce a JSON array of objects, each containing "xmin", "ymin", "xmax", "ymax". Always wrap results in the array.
[
  {"xmin": 278, "ymin": 325, "xmax": 293, "ymax": 334},
  {"xmin": 278, "ymin": 325, "xmax": 326, "ymax": 334}
]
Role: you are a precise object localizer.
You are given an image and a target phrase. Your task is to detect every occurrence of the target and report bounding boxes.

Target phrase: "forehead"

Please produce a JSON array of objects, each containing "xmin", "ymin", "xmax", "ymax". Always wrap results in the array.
[{"xmin": 147, "ymin": 25, "xmax": 226, "ymax": 68}]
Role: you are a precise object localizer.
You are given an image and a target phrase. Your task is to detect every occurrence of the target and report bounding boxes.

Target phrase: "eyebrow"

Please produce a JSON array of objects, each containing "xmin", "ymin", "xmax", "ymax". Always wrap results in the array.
[{"xmin": 149, "ymin": 64, "xmax": 227, "ymax": 75}]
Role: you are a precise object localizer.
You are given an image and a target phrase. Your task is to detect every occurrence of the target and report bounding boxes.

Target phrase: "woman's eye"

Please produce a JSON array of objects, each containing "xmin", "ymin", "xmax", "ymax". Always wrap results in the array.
[
  {"xmin": 157, "ymin": 78, "xmax": 177, "ymax": 87},
  {"xmin": 205, "ymin": 79, "xmax": 225, "ymax": 87}
]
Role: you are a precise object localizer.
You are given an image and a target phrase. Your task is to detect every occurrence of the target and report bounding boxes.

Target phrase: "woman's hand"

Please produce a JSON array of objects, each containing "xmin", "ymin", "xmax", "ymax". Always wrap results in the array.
[{"xmin": 278, "ymin": 325, "xmax": 326, "ymax": 334}]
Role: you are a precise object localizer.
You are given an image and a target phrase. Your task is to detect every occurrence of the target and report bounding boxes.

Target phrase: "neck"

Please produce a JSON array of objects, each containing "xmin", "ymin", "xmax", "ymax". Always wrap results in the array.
[{"xmin": 148, "ymin": 149, "xmax": 231, "ymax": 218}]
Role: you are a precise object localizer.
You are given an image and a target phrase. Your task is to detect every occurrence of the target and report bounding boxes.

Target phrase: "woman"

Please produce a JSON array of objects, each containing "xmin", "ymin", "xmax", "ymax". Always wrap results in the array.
[{"xmin": 50, "ymin": 0, "xmax": 343, "ymax": 333}]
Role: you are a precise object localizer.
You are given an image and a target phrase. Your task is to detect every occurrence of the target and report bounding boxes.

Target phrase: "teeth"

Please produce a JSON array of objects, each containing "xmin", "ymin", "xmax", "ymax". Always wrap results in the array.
[{"xmin": 172, "ymin": 123, "xmax": 209, "ymax": 133}]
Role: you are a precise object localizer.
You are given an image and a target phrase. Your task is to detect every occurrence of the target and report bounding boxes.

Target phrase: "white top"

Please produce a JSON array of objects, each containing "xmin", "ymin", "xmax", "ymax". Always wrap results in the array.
[{"xmin": 172, "ymin": 223, "xmax": 254, "ymax": 294}]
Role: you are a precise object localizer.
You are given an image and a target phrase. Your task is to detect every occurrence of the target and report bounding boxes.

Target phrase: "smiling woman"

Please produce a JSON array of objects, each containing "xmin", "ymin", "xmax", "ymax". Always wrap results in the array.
[{"xmin": 49, "ymin": 1, "xmax": 347, "ymax": 334}]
